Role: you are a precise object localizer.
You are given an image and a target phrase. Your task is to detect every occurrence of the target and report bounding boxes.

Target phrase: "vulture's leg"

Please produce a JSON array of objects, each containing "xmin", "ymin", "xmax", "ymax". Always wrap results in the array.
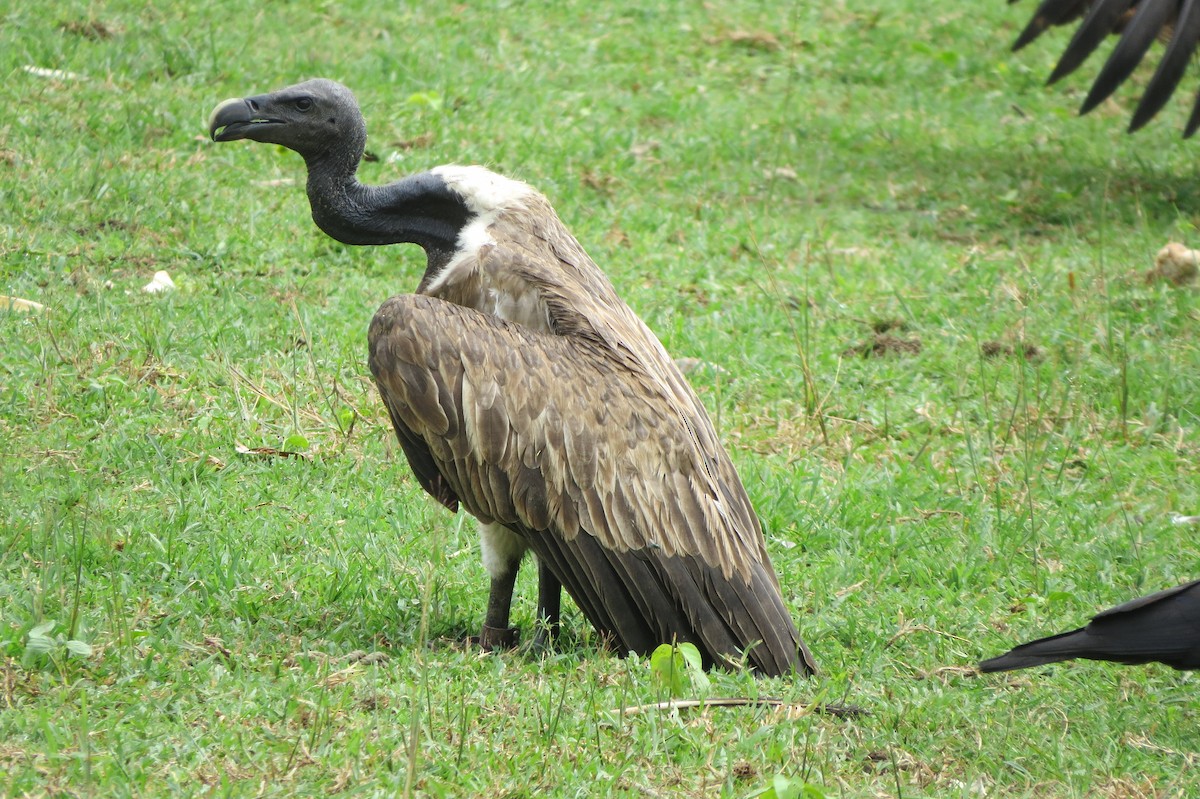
[
  {"xmin": 477, "ymin": 522, "xmax": 527, "ymax": 649},
  {"xmin": 531, "ymin": 560, "xmax": 562, "ymax": 651}
]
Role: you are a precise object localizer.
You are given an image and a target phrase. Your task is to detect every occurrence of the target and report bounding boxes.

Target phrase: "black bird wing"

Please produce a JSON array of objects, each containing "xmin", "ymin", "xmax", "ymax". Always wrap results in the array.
[
  {"xmin": 979, "ymin": 579, "xmax": 1200, "ymax": 672},
  {"xmin": 367, "ymin": 292, "xmax": 815, "ymax": 676},
  {"xmin": 1012, "ymin": 0, "xmax": 1101, "ymax": 51},
  {"xmin": 1011, "ymin": 0, "xmax": 1200, "ymax": 134}
]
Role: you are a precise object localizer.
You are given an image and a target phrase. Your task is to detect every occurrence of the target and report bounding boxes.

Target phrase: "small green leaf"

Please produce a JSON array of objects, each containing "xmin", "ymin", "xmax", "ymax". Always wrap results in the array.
[
  {"xmin": 66, "ymin": 639, "xmax": 93, "ymax": 658},
  {"xmin": 405, "ymin": 91, "xmax": 443, "ymax": 111},
  {"xmin": 649, "ymin": 640, "xmax": 713, "ymax": 697},
  {"xmin": 677, "ymin": 642, "xmax": 711, "ymax": 692},
  {"xmin": 26, "ymin": 621, "xmax": 57, "ymax": 655},
  {"xmin": 650, "ymin": 644, "xmax": 676, "ymax": 683},
  {"xmin": 283, "ymin": 433, "xmax": 309, "ymax": 452},
  {"xmin": 29, "ymin": 621, "xmax": 56, "ymax": 638},
  {"xmin": 936, "ymin": 49, "xmax": 961, "ymax": 67},
  {"xmin": 761, "ymin": 776, "xmax": 826, "ymax": 799},
  {"xmin": 26, "ymin": 632, "xmax": 55, "ymax": 655},
  {"xmin": 649, "ymin": 642, "xmax": 688, "ymax": 696},
  {"xmin": 764, "ymin": 775, "xmax": 799, "ymax": 799},
  {"xmin": 649, "ymin": 643, "xmax": 674, "ymax": 673},
  {"xmin": 677, "ymin": 642, "xmax": 703, "ymax": 672}
]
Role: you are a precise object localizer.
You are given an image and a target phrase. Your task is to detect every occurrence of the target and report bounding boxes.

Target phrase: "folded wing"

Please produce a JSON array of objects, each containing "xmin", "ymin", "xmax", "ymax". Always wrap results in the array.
[{"xmin": 368, "ymin": 293, "xmax": 815, "ymax": 676}]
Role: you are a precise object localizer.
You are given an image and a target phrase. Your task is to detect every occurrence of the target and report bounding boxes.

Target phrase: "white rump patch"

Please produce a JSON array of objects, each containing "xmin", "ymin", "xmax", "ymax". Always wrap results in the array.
[{"xmin": 432, "ymin": 164, "xmax": 536, "ymax": 215}]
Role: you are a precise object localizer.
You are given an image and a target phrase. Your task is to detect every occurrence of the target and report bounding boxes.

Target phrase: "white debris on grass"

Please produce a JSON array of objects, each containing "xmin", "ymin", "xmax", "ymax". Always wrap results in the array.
[
  {"xmin": 142, "ymin": 271, "xmax": 176, "ymax": 294},
  {"xmin": 22, "ymin": 65, "xmax": 87, "ymax": 82},
  {"xmin": 1148, "ymin": 242, "xmax": 1199, "ymax": 286}
]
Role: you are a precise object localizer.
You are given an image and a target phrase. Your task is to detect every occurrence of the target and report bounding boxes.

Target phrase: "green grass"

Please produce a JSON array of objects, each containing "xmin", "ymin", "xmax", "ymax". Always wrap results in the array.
[{"xmin": 3, "ymin": 0, "xmax": 1200, "ymax": 795}]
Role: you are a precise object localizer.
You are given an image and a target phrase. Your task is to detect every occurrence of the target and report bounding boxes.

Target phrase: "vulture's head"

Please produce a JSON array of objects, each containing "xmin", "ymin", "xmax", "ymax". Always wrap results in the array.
[{"xmin": 208, "ymin": 78, "xmax": 364, "ymax": 161}]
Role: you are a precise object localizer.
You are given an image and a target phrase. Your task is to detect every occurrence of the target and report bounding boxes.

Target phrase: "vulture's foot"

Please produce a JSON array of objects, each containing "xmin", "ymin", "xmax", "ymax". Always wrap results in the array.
[{"xmin": 475, "ymin": 623, "xmax": 520, "ymax": 650}]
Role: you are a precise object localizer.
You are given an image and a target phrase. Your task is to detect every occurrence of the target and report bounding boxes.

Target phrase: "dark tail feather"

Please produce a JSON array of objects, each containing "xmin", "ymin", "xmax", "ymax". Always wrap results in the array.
[{"xmin": 977, "ymin": 627, "xmax": 1088, "ymax": 673}]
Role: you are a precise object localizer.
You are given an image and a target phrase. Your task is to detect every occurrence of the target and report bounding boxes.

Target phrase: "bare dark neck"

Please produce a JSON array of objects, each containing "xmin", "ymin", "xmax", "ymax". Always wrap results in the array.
[{"xmin": 303, "ymin": 156, "xmax": 471, "ymax": 271}]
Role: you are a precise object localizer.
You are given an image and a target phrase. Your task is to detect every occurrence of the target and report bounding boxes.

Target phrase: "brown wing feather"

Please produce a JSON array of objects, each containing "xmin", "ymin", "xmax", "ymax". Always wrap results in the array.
[
  {"xmin": 368, "ymin": 292, "xmax": 814, "ymax": 675},
  {"xmin": 372, "ymin": 327, "xmax": 460, "ymax": 512}
]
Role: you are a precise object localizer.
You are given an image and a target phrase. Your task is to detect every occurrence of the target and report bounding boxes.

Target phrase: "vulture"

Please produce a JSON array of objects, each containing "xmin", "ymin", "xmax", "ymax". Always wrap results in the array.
[
  {"xmin": 1010, "ymin": 0, "xmax": 1200, "ymax": 135},
  {"xmin": 979, "ymin": 578, "xmax": 1200, "ymax": 672},
  {"xmin": 208, "ymin": 79, "xmax": 816, "ymax": 677}
]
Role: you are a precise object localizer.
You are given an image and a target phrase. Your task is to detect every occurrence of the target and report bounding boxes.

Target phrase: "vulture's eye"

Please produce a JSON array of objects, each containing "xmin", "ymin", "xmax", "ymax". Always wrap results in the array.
[{"xmin": 295, "ymin": 98, "xmax": 313, "ymax": 112}]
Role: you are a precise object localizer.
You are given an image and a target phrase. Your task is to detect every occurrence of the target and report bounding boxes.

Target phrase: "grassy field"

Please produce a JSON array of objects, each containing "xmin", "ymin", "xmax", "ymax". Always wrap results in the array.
[{"xmin": 3, "ymin": 0, "xmax": 1200, "ymax": 796}]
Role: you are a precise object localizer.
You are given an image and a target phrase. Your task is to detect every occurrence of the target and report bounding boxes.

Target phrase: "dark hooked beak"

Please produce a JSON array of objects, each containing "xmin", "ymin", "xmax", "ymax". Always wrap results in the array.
[{"xmin": 208, "ymin": 96, "xmax": 281, "ymax": 142}]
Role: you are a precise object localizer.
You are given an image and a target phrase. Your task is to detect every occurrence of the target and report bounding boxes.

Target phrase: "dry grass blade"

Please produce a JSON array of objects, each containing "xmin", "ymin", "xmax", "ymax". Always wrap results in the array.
[
  {"xmin": 617, "ymin": 697, "xmax": 867, "ymax": 719},
  {"xmin": 0, "ymin": 296, "xmax": 46, "ymax": 313}
]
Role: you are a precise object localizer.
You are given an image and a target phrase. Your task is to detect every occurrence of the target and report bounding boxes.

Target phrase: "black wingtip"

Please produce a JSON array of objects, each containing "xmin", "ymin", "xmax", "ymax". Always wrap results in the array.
[
  {"xmin": 1129, "ymin": 1, "xmax": 1200, "ymax": 134},
  {"xmin": 1081, "ymin": 0, "xmax": 1178, "ymax": 117},
  {"xmin": 977, "ymin": 652, "xmax": 1058, "ymax": 673},
  {"xmin": 1185, "ymin": 99, "xmax": 1200, "ymax": 137},
  {"xmin": 1013, "ymin": 16, "xmax": 1053, "ymax": 52},
  {"xmin": 1078, "ymin": 83, "xmax": 1112, "ymax": 117},
  {"xmin": 1045, "ymin": 1, "xmax": 1132, "ymax": 86},
  {"xmin": 978, "ymin": 643, "xmax": 1080, "ymax": 673},
  {"xmin": 1014, "ymin": 0, "xmax": 1104, "ymax": 53}
]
